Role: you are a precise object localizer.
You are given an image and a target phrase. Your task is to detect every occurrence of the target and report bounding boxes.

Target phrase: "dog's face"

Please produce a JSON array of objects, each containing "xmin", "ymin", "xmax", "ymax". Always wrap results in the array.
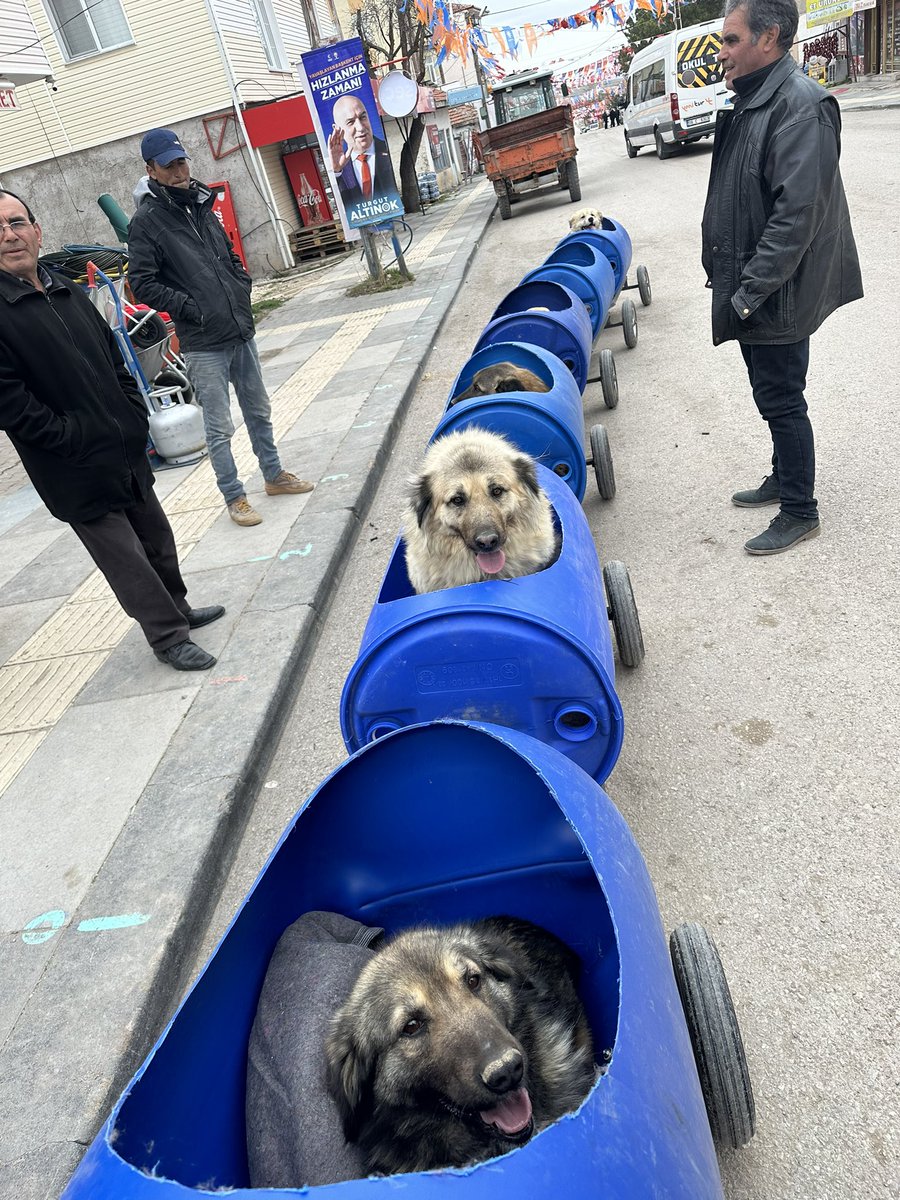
[
  {"xmin": 327, "ymin": 928, "xmax": 535, "ymax": 1146},
  {"xmin": 453, "ymin": 362, "xmax": 551, "ymax": 402},
  {"xmin": 410, "ymin": 431, "xmax": 541, "ymax": 575},
  {"xmin": 568, "ymin": 207, "xmax": 604, "ymax": 231}
]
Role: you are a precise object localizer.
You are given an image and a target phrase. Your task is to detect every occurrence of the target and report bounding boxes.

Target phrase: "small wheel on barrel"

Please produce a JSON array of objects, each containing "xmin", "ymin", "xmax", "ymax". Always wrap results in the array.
[
  {"xmin": 603, "ymin": 560, "xmax": 644, "ymax": 667},
  {"xmin": 589, "ymin": 424, "xmax": 616, "ymax": 500}
]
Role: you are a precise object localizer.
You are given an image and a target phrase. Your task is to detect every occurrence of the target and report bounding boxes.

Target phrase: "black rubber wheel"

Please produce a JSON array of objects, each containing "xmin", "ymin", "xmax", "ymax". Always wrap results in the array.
[
  {"xmin": 497, "ymin": 188, "xmax": 512, "ymax": 220},
  {"xmin": 636, "ymin": 264, "xmax": 652, "ymax": 307},
  {"xmin": 567, "ymin": 159, "xmax": 582, "ymax": 203},
  {"xmin": 128, "ymin": 312, "xmax": 168, "ymax": 350},
  {"xmin": 153, "ymin": 368, "xmax": 194, "ymax": 403},
  {"xmin": 625, "ymin": 133, "xmax": 638, "ymax": 159},
  {"xmin": 598, "ymin": 347, "xmax": 618, "ymax": 409},
  {"xmin": 655, "ymin": 128, "xmax": 676, "ymax": 160},
  {"xmin": 603, "ymin": 560, "xmax": 644, "ymax": 668},
  {"xmin": 670, "ymin": 923, "xmax": 756, "ymax": 1150},
  {"xmin": 622, "ymin": 297, "xmax": 638, "ymax": 349},
  {"xmin": 590, "ymin": 424, "xmax": 616, "ymax": 500}
]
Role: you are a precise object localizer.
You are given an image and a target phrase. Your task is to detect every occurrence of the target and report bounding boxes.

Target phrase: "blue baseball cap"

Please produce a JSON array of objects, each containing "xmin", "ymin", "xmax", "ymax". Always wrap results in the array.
[{"xmin": 141, "ymin": 128, "xmax": 190, "ymax": 166}]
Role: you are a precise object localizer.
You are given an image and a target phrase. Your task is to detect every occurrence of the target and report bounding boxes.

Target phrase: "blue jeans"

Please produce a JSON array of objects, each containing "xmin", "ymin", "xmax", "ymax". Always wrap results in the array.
[
  {"xmin": 739, "ymin": 339, "xmax": 817, "ymax": 521},
  {"xmin": 184, "ymin": 338, "xmax": 282, "ymax": 504}
]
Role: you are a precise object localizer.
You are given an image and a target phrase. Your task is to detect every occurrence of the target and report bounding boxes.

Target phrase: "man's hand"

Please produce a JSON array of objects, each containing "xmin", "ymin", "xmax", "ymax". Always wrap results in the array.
[{"xmin": 328, "ymin": 125, "xmax": 350, "ymax": 174}]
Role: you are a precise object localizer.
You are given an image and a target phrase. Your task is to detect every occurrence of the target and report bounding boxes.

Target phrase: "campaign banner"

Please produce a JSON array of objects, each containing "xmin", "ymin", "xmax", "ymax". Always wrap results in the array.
[
  {"xmin": 297, "ymin": 38, "xmax": 404, "ymax": 230},
  {"xmin": 806, "ymin": 0, "xmax": 853, "ymax": 27}
]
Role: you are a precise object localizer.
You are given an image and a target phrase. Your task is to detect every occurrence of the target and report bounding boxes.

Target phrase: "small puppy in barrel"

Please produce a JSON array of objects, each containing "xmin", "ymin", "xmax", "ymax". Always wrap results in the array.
[
  {"xmin": 449, "ymin": 361, "xmax": 551, "ymax": 406},
  {"xmin": 325, "ymin": 916, "xmax": 596, "ymax": 1176},
  {"xmin": 401, "ymin": 428, "xmax": 558, "ymax": 595},
  {"xmin": 568, "ymin": 206, "xmax": 605, "ymax": 231}
]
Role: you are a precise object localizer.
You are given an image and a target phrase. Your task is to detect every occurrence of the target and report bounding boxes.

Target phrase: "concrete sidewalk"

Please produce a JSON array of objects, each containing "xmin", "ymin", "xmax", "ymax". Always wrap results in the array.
[{"xmin": 0, "ymin": 179, "xmax": 496, "ymax": 1199}]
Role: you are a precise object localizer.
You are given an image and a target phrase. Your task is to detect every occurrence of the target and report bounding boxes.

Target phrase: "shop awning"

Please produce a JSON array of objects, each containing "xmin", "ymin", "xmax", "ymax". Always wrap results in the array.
[{"xmin": 242, "ymin": 94, "xmax": 315, "ymax": 148}]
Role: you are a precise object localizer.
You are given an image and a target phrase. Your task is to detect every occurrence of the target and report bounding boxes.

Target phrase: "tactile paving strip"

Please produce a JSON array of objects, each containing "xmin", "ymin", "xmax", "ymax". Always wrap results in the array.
[
  {"xmin": 8, "ymin": 599, "xmax": 132, "ymax": 663},
  {"xmin": 0, "ymin": 730, "xmax": 48, "ymax": 795},
  {"xmin": 0, "ymin": 654, "xmax": 109, "ymax": 733}
]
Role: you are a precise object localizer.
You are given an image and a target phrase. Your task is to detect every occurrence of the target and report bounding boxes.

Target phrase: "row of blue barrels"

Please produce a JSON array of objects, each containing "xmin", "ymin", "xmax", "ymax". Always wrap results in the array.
[
  {"xmin": 339, "ymin": 215, "xmax": 653, "ymax": 786},
  {"xmin": 417, "ymin": 171, "xmax": 440, "ymax": 201},
  {"xmin": 60, "ymin": 218, "xmax": 749, "ymax": 1200}
]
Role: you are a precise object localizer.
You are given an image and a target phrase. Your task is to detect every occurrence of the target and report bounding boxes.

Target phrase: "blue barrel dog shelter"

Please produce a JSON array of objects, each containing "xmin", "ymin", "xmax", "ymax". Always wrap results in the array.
[
  {"xmin": 60, "ymin": 721, "xmax": 731, "ymax": 1200},
  {"xmin": 520, "ymin": 241, "xmax": 617, "ymax": 341},
  {"xmin": 340, "ymin": 465, "xmax": 623, "ymax": 782},
  {"xmin": 561, "ymin": 216, "xmax": 633, "ymax": 298},
  {"xmin": 473, "ymin": 280, "xmax": 593, "ymax": 394},
  {"xmin": 436, "ymin": 341, "xmax": 589, "ymax": 499}
]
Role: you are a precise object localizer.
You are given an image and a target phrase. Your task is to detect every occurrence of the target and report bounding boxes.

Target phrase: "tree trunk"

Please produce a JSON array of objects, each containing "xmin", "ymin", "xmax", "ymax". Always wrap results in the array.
[{"xmin": 399, "ymin": 115, "xmax": 426, "ymax": 215}]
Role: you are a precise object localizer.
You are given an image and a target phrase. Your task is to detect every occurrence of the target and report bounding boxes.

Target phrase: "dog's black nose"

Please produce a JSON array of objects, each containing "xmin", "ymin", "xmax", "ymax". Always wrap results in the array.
[
  {"xmin": 474, "ymin": 531, "xmax": 500, "ymax": 552},
  {"xmin": 483, "ymin": 1051, "xmax": 524, "ymax": 1094}
]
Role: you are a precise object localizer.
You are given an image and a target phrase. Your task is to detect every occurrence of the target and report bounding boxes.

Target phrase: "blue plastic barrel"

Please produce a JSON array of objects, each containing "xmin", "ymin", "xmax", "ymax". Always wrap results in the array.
[
  {"xmin": 61, "ymin": 721, "xmax": 724, "ymax": 1200},
  {"xmin": 561, "ymin": 216, "xmax": 633, "ymax": 298},
  {"xmin": 340, "ymin": 465, "xmax": 623, "ymax": 782},
  {"xmin": 473, "ymin": 280, "xmax": 592, "ymax": 394},
  {"xmin": 520, "ymin": 242, "xmax": 617, "ymax": 340},
  {"xmin": 435, "ymin": 341, "xmax": 588, "ymax": 499}
]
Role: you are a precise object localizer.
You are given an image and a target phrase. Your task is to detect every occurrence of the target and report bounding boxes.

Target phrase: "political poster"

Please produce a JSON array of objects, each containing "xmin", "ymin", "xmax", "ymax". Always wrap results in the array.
[{"xmin": 297, "ymin": 38, "xmax": 404, "ymax": 230}]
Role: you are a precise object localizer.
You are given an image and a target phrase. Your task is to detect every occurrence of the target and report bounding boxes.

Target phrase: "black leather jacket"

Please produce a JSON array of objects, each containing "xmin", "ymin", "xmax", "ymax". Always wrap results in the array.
[
  {"xmin": 0, "ymin": 268, "xmax": 151, "ymax": 524},
  {"xmin": 701, "ymin": 54, "xmax": 863, "ymax": 345},
  {"xmin": 127, "ymin": 180, "xmax": 255, "ymax": 352}
]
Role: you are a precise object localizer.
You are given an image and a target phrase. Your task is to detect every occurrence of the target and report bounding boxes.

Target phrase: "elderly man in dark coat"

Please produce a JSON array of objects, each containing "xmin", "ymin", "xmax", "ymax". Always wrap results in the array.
[
  {"xmin": 0, "ymin": 188, "xmax": 223, "ymax": 670},
  {"xmin": 702, "ymin": 0, "xmax": 862, "ymax": 555}
]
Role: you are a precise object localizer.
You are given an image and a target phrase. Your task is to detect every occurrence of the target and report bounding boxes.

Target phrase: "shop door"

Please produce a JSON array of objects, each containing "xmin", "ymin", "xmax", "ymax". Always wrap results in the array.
[{"xmin": 283, "ymin": 148, "xmax": 333, "ymax": 228}]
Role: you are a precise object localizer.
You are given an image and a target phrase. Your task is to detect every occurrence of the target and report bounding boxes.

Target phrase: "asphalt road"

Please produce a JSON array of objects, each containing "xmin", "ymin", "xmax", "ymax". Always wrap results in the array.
[{"xmin": 203, "ymin": 111, "xmax": 900, "ymax": 1199}]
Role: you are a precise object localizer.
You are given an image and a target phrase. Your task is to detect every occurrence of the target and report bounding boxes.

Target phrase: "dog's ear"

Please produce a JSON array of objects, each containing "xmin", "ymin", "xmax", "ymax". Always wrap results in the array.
[
  {"xmin": 326, "ymin": 1020, "xmax": 377, "ymax": 1144},
  {"xmin": 513, "ymin": 455, "xmax": 541, "ymax": 497},
  {"xmin": 409, "ymin": 472, "xmax": 433, "ymax": 528},
  {"xmin": 494, "ymin": 374, "xmax": 522, "ymax": 393}
]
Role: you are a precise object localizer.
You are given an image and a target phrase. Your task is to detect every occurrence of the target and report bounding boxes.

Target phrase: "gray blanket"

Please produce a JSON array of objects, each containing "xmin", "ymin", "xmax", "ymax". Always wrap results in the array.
[{"xmin": 246, "ymin": 910, "xmax": 383, "ymax": 1188}]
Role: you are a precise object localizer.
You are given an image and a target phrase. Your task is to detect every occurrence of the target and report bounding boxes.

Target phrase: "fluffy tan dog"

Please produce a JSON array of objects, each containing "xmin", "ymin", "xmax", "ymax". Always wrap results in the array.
[
  {"xmin": 402, "ymin": 428, "xmax": 558, "ymax": 595},
  {"xmin": 450, "ymin": 361, "xmax": 551, "ymax": 406},
  {"xmin": 568, "ymin": 206, "xmax": 604, "ymax": 231}
]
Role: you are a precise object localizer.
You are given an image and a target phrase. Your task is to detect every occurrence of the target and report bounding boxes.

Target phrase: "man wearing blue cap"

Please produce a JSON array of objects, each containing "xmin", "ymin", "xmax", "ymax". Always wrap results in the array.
[{"xmin": 128, "ymin": 129, "xmax": 314, "ymax": 527}]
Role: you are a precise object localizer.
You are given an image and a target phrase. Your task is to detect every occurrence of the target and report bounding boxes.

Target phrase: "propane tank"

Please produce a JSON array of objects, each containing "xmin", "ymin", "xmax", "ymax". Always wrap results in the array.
[{"xmin": 148, "ymin": 400, "xmax": 207, "ymax": 465}]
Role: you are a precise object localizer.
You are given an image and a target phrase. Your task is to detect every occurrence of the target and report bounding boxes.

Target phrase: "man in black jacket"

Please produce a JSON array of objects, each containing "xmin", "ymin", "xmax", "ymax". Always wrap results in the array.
[
  {"xmin": 128, "ymin": 129, "xmax": 314, "ymax": 527},
  {"xmin": 0, "ymin": 189, "xmax": 223, "ymax": 670},
  {"xmin": 702, "ymin": 0, "xmax": 862, "ymax": 555}
]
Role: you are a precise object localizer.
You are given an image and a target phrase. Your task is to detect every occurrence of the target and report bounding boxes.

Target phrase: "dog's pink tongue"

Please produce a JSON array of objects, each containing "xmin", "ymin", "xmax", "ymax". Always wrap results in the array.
[
  {"xmin": 476, "ymin": 549, "xmax": 506, "ymax": 575},
  {"xmin": 480, "ymin": 1087, "xmax": 533, "ymax": 1135}
]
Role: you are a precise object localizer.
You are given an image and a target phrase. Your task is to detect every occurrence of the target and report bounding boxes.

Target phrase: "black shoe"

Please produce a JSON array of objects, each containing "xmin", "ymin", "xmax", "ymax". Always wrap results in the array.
[
  {"xmin": 732, "ymin": 474, "xmax": 781, "ymax": 508},
  {"xmin": 154, "ymin": 640, "xmax": 217, "ymax": 670},
  {"xmin": 744, "ymin": 512, "xmax": 820, "ymax": 556},
  {"xmin": 186, "ymin": 605, "xmax": 226, "ymax": 629}
]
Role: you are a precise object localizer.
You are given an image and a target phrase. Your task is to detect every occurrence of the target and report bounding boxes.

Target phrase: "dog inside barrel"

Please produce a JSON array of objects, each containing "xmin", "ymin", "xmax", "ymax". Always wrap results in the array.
[
  {"xmin": 401, "ymin": 428, "xmax": 560, "ymax": 595},
  {"xmin": 326, "ymin": 916, "xmax": 597, "ymax": 1176},
  {"xmin": 568, "ymin": 206, "xmax": 604, "ymax": 231},
  {"xmin": 447, "ymin": 360, "xmax": 551, "ymax": 408}
]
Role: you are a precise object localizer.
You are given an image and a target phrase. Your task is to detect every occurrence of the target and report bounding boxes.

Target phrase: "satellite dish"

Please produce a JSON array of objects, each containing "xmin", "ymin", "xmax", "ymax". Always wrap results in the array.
[{"xmin": 379, "ymin": 70, "xmax": 419, "ymax": 118}]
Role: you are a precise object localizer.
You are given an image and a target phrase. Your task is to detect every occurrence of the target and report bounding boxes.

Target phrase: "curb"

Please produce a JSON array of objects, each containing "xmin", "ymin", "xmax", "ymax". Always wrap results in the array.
[{"xmin": 0, "ymin": 189, "xmax": 496, "ymax": 1197}]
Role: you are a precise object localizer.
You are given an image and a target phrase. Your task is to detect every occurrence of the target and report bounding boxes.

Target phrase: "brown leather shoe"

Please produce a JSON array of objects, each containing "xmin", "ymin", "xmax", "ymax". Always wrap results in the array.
[{"xmin": 265, "ymin": 470, "xmax": 315, "ymax": 496}]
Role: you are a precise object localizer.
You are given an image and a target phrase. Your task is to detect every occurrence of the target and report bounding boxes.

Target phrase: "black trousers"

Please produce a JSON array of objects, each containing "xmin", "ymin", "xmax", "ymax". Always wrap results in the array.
[
  {"xmin": 739, "ymin": 338, "xmax": 817, "ymax": 521},
  {"xmin": 71, "ymin": 486, "xmax": 191, "ymax": 651}
]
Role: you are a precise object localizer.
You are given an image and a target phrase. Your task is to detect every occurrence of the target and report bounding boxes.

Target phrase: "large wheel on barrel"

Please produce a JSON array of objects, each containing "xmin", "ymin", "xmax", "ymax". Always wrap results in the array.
[
  {"xmin": 590, "ymin": 424, "xmax": 615, "ymax": 500},
  {"xmin": 670, "ymin": 923, "xmax": 756, "ymax": 1150},
  {"xmin": 603, "ymin": 560, "xmax": 644, "ymax": 668}
]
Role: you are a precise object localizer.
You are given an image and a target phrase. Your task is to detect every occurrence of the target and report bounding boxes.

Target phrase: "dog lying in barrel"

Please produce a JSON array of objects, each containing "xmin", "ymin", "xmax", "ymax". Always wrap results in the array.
[
  {"xmin": 325, "ymin": 916, "xmax": 596, "ymax": 1176},
  {"xmin": 448, "ymin": 360, "xmax": 551, "ymax": 407},
  {"xmin": 568, "ymin": 206, "xmax": 604, "ymax": 231},
  {"xmin": 402, "ymin": 428, "xmax": 559, "ymax": 595}
]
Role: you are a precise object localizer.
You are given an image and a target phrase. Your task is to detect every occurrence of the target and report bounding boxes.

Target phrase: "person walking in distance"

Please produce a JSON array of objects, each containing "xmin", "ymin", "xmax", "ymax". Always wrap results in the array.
[
  {"xmin": 702, "ymin": 0, "xmax": 862, "ymax": 555},
  {"xmin": 128, "ymin": 129, "xmax": 315, "ymax": 527},
  {"xmin": 0, "ymin": 189, "xmax": 223, "ymax": 671}
]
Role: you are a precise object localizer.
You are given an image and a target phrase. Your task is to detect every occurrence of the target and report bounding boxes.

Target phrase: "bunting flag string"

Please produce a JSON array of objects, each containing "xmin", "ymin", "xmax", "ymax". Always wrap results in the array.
[{"xmin": 411, "ymin": 0, "xmax": 670, "ymax": 76}]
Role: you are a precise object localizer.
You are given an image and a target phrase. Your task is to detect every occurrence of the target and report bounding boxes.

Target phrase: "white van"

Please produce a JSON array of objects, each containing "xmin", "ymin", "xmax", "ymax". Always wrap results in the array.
[{"xmin": 623, "ymin": 19, "xmax": 729, "ymax": 160}]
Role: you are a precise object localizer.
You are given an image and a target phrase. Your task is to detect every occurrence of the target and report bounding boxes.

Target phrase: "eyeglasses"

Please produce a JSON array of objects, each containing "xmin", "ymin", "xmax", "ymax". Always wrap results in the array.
[{"xmin": 0, "ymin": 217, "xmax": 33, "ymax": 235}]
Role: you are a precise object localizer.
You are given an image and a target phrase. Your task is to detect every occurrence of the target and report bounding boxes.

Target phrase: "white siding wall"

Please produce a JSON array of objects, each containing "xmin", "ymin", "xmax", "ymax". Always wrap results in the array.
[
  {"xmin": 0, "ymin": 0, "xmax": 232, "ymax": 169},
  {"xmin": 0, "ymin": 0, "xmax": 53, "ymax": 81},
  {"xmin": 257, "ymin": 140, "xmax": 299, "ymax": 235},
  {"xmin": 212, "ymin": 0, "xmax": 311, "ymax": 103}
]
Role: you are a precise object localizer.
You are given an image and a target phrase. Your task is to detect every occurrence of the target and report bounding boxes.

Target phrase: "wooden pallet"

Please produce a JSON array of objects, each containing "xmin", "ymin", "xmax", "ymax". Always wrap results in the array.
[{"xmin": 290, "ymin": 221, "xmax": 350, "ymax": 262}]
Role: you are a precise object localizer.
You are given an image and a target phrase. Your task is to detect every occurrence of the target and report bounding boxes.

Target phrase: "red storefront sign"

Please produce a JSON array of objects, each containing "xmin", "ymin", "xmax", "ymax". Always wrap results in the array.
[
  {"xmin": 208, "ymin": 180, "xmax": 248, "ymax": 270},
  {"xmin": 241, "ymin": 95, "xmax": 315, "ymax": 148},
  {"xmin": 283, "ymin": 148, "xmax": 332, "ymax": 227}
]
